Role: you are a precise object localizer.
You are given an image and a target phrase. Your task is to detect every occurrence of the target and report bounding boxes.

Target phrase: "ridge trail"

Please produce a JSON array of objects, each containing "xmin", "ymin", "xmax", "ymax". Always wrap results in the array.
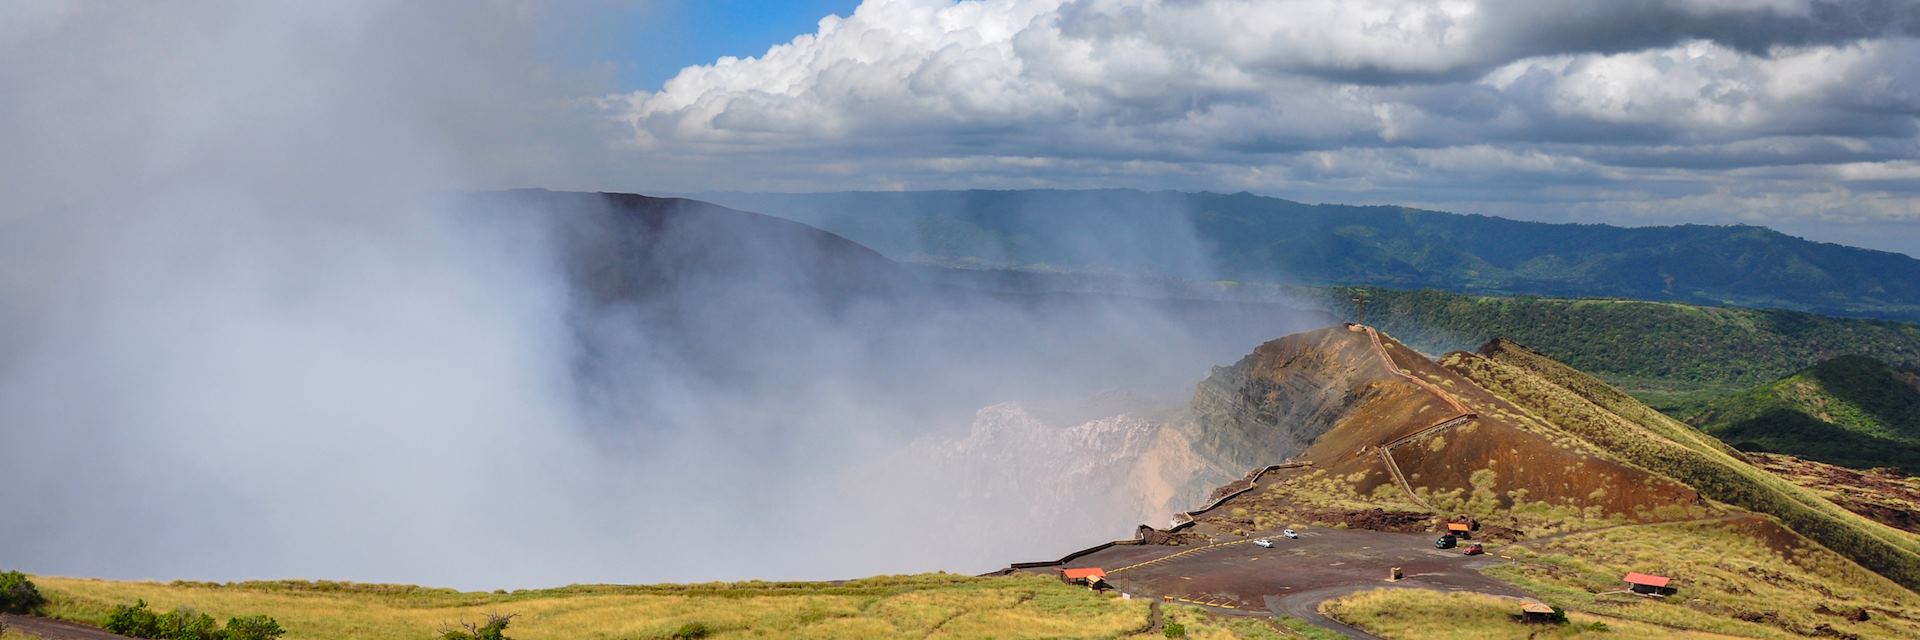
[{"xmin": 1352, "ymin": 324, "xmax": 1477, "ymax": 509}]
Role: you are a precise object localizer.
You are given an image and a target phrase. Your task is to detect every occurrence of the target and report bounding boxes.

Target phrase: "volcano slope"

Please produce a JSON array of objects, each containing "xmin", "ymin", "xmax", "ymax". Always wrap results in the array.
[
  {"xmin": 1093, "ymin": 324, "xmax": 1920, "ymax": 638},
  {"xmin": 1191, "ymin": 325, "xmax": 1709, "ymax": 536}
]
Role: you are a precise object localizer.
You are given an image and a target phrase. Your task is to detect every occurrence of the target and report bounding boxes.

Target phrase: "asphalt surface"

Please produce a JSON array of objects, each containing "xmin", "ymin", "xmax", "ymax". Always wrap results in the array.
[
  {"xmin": 1026, "ymin": 527, "xmax": 1529, "ymax": 638},
  {"xmin": 0, "ymin": 614, "xmax": 132, "ymax": 640}
]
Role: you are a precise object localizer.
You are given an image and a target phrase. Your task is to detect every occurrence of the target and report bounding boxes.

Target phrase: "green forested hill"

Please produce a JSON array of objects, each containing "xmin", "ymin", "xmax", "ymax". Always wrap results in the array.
[
  {"xmin": 1315, "ymin": 287, "xmax": 1920, "ymax": 394},
  {"xmin": 695, "ymin": 189, "xmax": 1920, "ymax": 321},
  {"xmin": 1689, "ymin": 356, "xmax": 1920, "ymax": 473}
]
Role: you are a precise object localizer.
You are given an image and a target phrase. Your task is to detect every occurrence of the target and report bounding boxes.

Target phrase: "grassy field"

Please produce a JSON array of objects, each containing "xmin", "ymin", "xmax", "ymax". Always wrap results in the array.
[
  {"xmin": 1445, "ymin": 341, "xmax": 1920, "ymax": 591},
  {"xmin": 1320, "ymin": 589, "xmax": 1757, "ymax": 640},
  {"xmin": 1488, "ymin": 517, "xmax": 1920, "ymax": 639},
  {"xmin": 26, "ymin": 573, "xmax": 1314, "ymax": 640}
]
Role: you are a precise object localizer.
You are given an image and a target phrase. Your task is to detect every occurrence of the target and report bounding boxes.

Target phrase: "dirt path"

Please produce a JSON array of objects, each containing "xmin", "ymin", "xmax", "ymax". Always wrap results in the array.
[
  {"xmin": 0, "ymin": 615, "xmax": 132, "ymax": 640},
  {"xmin": 1355, "ymin": 324, "xmax": 1469, "ymax": 415}
]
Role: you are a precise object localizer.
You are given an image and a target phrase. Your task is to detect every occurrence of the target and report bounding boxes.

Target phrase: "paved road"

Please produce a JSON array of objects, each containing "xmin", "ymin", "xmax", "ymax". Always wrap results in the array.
[
  {"xmin": 1029, "ymin": 527, "xmax": 1529, "ymax": 637},
  {"xmin": 1266, "ymin": 586, "xmax": 1389, "ymax": 640},
  {"xmin": 0, "ymin": 614, "xmax": 132, "ymax": 640}
]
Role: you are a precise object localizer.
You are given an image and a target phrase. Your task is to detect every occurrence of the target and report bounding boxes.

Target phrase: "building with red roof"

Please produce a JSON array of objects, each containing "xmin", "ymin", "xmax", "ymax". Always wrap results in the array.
[
  {"xmin": 1624, "ymin": 572, "xmax": 1676, "ymax": 596},
  {"xmin": 1060, "ymin": 567, "xmax": 1108, "ymax": 588}
]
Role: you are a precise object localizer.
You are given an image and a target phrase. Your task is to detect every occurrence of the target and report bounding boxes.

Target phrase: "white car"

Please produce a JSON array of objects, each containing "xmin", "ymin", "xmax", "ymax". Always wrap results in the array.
[
  {"xmin": 1283, "ymin": 529, "xmax": 1299, "ymax": 539},
  {"xmin": 1253, "ymin": 538, "xmax": 1274, "ymax": 548}
]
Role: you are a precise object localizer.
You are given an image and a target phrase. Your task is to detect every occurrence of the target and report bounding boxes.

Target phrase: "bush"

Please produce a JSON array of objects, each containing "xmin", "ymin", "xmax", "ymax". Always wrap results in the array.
[
  {"xmin": 669, "ymin": 621, "xmax": 712, "ymax": 639},
  {"xmin": 1162, "ymin": 621, "xmax": 1187, "ymax": 638},
  {"xmin": 104, "ymin": 601, "xmax": 285, "ymax": 640},
  {"xmin": 223, "ymin": 615, "xmax": 287, "ymax": 640},
  {"xmin": 106, "ymin": 601, "xmax": 164, "ymax": 637},
  {"xmin": 0, "ymin": 571, "xmax": 46, "ymax": 614},
  {"xmin": 440, "ymin": 613, "xmax": 515, "ymax": 640},
  {"xmin": 157, "ymin": 608, "xmax": 220, "ymax": 640}
]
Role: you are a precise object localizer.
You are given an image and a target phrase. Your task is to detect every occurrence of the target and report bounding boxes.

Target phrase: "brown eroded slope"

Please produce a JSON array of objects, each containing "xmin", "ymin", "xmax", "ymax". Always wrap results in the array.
[
  {"xmin": 1189, "ymin": 324, "xmax": 1705, "ymax": 539},
  {"xmin": 1748, "ymin": 453, "xmax": 1920, "ymax": 534}
]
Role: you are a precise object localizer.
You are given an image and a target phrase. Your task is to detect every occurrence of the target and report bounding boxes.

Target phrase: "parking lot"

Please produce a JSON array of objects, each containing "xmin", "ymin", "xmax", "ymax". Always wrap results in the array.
[{"xmin": 1025, "ymin": 526, "xmax": 1529, "ymax": 638}]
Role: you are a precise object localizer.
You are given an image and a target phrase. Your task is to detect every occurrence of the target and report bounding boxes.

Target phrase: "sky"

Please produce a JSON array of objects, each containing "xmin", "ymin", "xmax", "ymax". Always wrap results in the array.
[{"xmin": 590, "ymin": 0, "xmax": 1920, "ymax": 256}]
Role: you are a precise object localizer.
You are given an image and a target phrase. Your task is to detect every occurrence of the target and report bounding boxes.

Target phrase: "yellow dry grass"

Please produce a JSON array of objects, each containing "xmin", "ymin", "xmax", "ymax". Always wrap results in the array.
[
  {"xmin": 32, "ymin": 573, "xmax": 1158, "ymax": 640},
  {"xmin": 1321, "ymin": 588, "xmax": 1758, "ymax": 640},
  {"xmin": 1486, "ymin": 518, "xmax": 1920, "ymax": 639}
]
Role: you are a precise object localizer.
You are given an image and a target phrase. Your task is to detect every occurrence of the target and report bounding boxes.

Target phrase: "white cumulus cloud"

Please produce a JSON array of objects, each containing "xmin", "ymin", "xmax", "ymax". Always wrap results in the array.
[{"xmin": 606, "ymin": 0, "xmax": 1920, "ymax": 254}]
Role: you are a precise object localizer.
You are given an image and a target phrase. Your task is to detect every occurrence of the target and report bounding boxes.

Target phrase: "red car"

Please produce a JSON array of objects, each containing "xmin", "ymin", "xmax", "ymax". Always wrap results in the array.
[{"xmin": 1462, "ymin": 543, "xmax": 1485, "ymax": 556}]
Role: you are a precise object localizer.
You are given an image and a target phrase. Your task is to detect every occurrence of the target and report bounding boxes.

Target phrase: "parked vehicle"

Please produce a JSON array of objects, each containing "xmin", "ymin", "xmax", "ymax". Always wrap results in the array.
[
  {"xmin": 1254, "ymin": 538, "xmax": 1274, "ymax": 548},
  {"xmin": 1435, "ymin": 534, "xmax": 1457, "ymax": 549},
  {"xmin": 1283, "ymin": 529, "xmax": 1299, "ymax": 539},
  {"xmin": 1463, "ymin": 542, "xmax": 1485, "ymax": 556}
]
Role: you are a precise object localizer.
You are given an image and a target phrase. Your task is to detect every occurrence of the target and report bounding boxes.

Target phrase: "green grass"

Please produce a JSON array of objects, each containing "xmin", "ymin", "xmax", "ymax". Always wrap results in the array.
[
  {"xmin": 32, "ymin": 573, "xmax": 1159, "ymax": 640},
  {"xmin": 1310, "ymin": 286, "xmax": 1920, "ymax": 395},
  {"xmin": 1321, "ymin": 589, "xmax": 1758, "ymax": 639},
  {"xmin": 1151, "ymin": 605, "xmax": 1327, "ymax": 640},
  {"xmin": 1692, "ymin": 356, "xmax": 1920, "ymax": 472},
  {"xmin": 1487, "ymin": 518, "xmax": 1920, "ymax": 638},
  {"xmin": 1447, "ymin": 342, "xmax": 1920, "ymax": 592}
]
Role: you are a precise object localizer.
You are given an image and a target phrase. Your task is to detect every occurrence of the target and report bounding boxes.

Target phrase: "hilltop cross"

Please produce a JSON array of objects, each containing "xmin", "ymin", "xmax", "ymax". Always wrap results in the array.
[{"xmin": 1352, "ymin": 293, "xmax": 1369, "ymax": 325}]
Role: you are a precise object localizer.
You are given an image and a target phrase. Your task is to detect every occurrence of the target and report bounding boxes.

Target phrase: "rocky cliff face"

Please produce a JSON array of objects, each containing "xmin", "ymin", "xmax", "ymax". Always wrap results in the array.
[
  {"xmin": 1186, "ymin": 328, "xmax": 1397, "ymax": 476},
  {"xmin": 910, "ymin": 399, "xmax": 1228, "ymax": 533},
  {"xmin": 906, "ymin": 331, "xmax": 1402, "ymax": 543}
]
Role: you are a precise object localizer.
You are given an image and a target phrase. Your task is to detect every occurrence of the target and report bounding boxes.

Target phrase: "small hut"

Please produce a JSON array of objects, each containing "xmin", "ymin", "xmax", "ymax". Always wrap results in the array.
[
  {"xmin": 1623, "ymin": 572, "xmax": 1676, "ymax": 596},
  {"xmin": 1519, "ymin": 601, "xmax": 1557, "ymax": 623},
  {"xmin": 1061, "ymin": 567, "xmax": 1109, "ymax": 589},
  {"xmin": 1446, "ymin": 522, "xmax": 1473, "ymax": 538}
]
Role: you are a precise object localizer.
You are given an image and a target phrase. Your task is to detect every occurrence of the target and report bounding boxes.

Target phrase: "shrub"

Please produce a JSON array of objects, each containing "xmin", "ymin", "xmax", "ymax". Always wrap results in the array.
[
  {"xmin": 1162, "ymin": 621, "xmax": 1187, "ymax": 638},
  {"xmin": 223, "ymin": 615, "xmax": 287, "ymax": 640},
  {"xmin": 669, "ymin": 621, "xmax": 712, "ymax": 639},
  {"xmin": 0, "ymin": 571, "xmax": 45, "ymax": 614},
  {"xmin": 103, "ymin": 601, "xmax": 284, "ymax": 640},
  {"xmin": 156, "ymin": 607, "xmax": 220, "ymax": 640},
  {"xmin": 440, "ymin": 613, "xmax": 515, "ymax": 640},
  {"xmin": 106, "ymin": 601, "xmax": 164, "ymax": 637}
]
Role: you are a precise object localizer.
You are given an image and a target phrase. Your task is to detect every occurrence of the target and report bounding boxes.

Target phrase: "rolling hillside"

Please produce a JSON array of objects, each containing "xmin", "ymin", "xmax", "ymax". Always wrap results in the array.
[
  {"xmin": 13, "ymin": 325, "xmax": 1920, "ymax": 639},
  {"xmin": 1311, "ymin": 287, "xmax": 1920, "ymax": 399},
  {"xmin": 694, "ymin": 190, "xmax": 1920, "ymax": 321},
  {"xmin": 1174, "ymin": 325, "xmax": 1920, "ymax": 638},
  {"xmin": 1691, "ymin": 356, "xmax": 1920, "ymax": 473}
]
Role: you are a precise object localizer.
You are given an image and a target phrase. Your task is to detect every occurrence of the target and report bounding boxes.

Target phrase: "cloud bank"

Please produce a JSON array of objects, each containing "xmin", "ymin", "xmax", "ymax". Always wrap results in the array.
[{"xmin": 611, "ymin": 0, "xmax": 1920, "ymax": 254}]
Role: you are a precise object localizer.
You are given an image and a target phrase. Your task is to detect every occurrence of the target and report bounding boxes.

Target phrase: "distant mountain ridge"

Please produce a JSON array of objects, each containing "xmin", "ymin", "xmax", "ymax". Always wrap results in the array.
[{"xmin": 694, "ymin": 189, "xmax": 1920, "ymax": 321}]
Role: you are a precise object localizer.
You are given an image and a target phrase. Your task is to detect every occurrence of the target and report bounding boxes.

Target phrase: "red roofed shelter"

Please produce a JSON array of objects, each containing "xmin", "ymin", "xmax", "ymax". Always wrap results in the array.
[
  {"xmin": 1060, "ymin": 567, "xmax": 1108, "ymax": 588},
  {"xmin": 1624, "ymin": 572, "xmax": 1675, "ymax": 596}
]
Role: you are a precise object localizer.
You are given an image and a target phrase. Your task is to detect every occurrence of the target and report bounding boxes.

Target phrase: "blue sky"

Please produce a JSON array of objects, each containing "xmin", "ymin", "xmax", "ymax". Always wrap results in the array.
[{"xmin": 552, "ymin": 0, "xmax": 861, "ymax": 91}]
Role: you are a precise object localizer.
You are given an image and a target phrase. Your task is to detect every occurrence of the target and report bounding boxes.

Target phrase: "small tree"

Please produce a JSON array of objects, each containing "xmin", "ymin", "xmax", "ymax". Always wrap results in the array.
[
  {"xmin": 0, "ymin": 570, "xmax": 46, "ymax": 614},
  {"xmin": 439, "ymin": 613, "xmax": 516, "ymax": 640},
  {"xmin": 156, "ymin": 606, "xmax": 220, "ymax": 640},
  {"xmin": 106, "ymin": 600, "xmax": 164, "ymax": 637}
]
